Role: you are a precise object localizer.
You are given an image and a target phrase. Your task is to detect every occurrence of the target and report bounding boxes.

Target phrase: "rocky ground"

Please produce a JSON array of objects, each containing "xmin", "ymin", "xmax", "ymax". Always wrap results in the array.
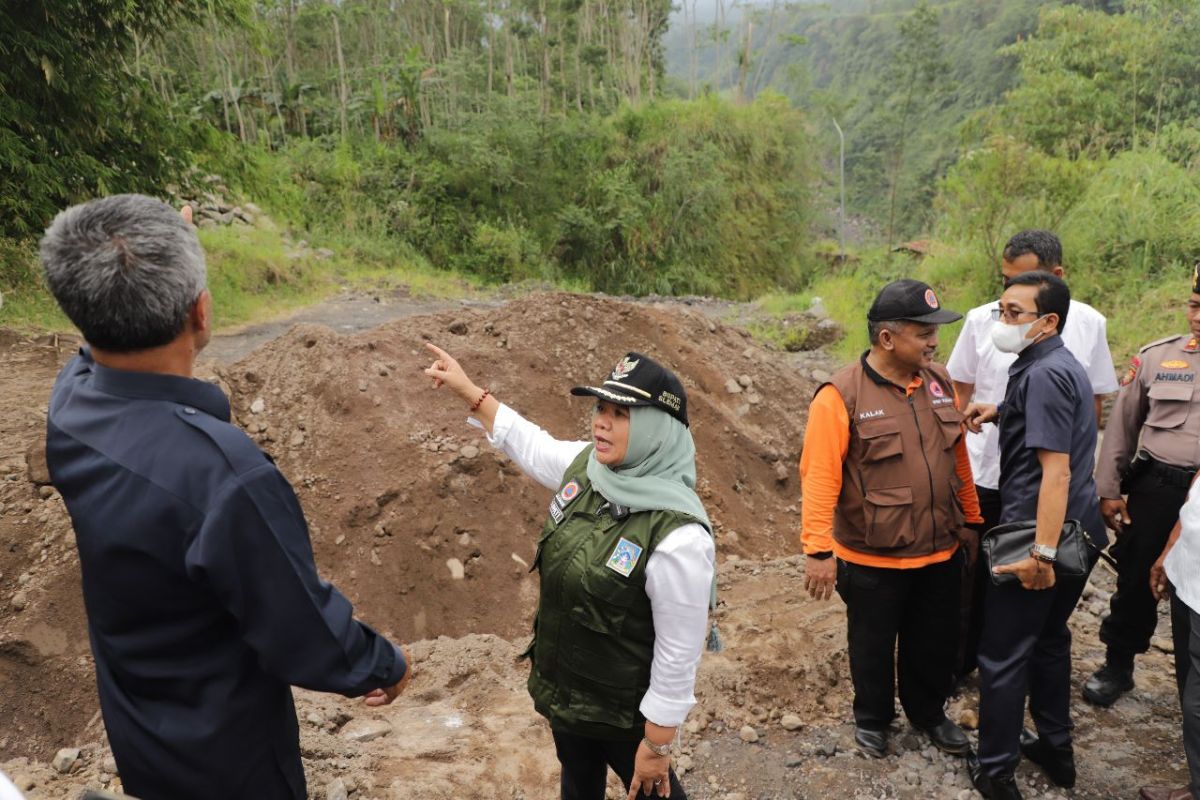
[{"xmin": 0, "ymin": 292, "xmax": 1189, "ymax": 799}]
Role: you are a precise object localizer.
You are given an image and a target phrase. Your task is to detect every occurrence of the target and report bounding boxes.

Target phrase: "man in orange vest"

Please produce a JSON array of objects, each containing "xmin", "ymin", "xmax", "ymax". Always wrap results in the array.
[{"xmin": 800, "ymin": 279, "xmax": 983, "ymax": 759}]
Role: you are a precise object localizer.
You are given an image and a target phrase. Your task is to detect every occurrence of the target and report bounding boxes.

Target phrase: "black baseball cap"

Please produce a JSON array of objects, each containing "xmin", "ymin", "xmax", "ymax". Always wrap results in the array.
[
  {"xmin": 867, "ymin": 279, "xmax": 962, "ymax": 324},
  {"xmin": 571, "ymin": 352, "xmax": 690, "ymax": 427}
]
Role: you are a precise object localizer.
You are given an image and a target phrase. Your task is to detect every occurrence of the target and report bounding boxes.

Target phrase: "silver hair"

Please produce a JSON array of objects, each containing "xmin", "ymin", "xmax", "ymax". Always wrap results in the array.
[
  {"xmin": 40, "ymin": 194, "xmax": 206, "ymax": 352},
  {"xmin": 867, "ymin": 319, "xmax": 904, "ymax": 345}
]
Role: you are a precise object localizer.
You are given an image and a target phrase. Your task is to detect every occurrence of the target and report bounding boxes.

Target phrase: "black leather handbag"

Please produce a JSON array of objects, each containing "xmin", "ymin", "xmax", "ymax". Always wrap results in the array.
[{"xmin": 981, "ymin": 519, "xmax": 1091, "ymax": 586}]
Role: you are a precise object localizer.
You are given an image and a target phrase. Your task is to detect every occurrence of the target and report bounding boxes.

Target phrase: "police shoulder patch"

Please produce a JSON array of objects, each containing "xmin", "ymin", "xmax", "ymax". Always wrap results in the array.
[{"xmin": 1139, "ymin": 334, "xmax": 1185, "ymax": 354}]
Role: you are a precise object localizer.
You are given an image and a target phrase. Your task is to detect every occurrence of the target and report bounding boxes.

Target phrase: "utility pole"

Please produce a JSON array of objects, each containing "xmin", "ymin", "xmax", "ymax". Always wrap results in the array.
[{"xmin": 831, "ymin": 116, "xmax": 846, "ymax": 263}]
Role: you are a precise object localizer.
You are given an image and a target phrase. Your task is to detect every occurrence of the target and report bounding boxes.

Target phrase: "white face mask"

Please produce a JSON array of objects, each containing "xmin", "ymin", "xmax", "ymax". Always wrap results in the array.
[{"xmin": 991, "ymin": 317, "xmax": 1045, "ymax": 354}]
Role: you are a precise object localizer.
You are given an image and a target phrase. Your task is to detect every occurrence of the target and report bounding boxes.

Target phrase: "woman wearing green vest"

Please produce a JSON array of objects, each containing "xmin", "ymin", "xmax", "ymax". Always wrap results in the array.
[{"xmin": 424, "ymin": 343, "xmax": 715, "ymax": 800}]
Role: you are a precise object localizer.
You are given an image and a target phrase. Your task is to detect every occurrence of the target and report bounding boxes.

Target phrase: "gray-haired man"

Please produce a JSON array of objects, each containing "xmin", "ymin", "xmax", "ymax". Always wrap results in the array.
[{"xmin": 41, "ymin": 194, "xmax": 410, "ymax": 800}]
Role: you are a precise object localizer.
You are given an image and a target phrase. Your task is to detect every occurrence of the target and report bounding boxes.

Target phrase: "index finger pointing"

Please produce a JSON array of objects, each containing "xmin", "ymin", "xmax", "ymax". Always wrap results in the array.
[{"xmin": 424, "ymin": 341, "xmax": 451, "ymax": 360}]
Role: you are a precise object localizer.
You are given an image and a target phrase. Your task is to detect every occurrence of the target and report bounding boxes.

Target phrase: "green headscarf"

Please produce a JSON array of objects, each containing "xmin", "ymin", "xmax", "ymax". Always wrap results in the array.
[{"xmin": 586, "ymin": 405, "xmax": 712, "ymax": 532}]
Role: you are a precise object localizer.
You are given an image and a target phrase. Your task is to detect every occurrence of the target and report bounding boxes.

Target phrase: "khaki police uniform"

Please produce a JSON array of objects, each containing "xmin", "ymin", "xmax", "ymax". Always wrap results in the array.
[{"xmin": 1093, "ymin": 333, "xmax": 1200, "ymax": 689}]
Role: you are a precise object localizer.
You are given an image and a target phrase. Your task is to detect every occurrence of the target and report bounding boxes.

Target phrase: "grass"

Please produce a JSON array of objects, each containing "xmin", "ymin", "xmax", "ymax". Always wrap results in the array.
[
  {"xmin": 746, "ymin": 242, "xmax": 1190, "ymax": 367},
  {"xmin": 0, "ymin": 223, "xmax": 484, "ymax": 336}
]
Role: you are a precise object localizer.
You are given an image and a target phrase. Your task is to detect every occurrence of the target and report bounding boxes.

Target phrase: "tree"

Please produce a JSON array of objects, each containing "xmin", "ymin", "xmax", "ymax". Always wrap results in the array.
[{"xmin": 882, "ymin": 1, "xmax": 950, "ymax": 246}]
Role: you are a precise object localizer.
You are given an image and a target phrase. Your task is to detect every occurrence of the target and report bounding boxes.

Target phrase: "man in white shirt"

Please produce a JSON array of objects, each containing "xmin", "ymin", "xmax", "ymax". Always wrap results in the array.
[
  {"xmin": 1144, "ymin": 474, "xmax": 1200, "ymax": 800},
  {"xmin": 946, "ymin": 230, "xmax": 1118, "ymax": 679}
]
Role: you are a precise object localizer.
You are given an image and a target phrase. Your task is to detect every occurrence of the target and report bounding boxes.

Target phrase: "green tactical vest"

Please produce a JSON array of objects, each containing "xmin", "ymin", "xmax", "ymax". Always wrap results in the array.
[{"xmin": 525, "ymin": 446, "xmax": 703, "ymax": 741}]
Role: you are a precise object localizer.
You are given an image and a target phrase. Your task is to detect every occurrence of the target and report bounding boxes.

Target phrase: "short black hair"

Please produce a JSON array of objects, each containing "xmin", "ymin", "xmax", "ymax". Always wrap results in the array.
[
  {"xmin": 1003, "ymin": 230, "xmax": 1063, "ymax": 270},
  {"xmin": 1006, "ymin": 270, "xmax": 1070, "ymax": 333}
]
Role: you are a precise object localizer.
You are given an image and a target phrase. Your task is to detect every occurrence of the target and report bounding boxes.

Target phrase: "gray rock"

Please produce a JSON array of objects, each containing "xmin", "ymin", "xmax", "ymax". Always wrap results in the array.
[
  {"xmin": 737, "ymin": 375, "xmax": 753, "ymax": 388},
  {"xmin": 780, "ymin": 713, "xmax": 803, "ymax": 731},
  {"xmin": 446, "ymin": 558, "xmax": 466, "ymax": 580},
  {"xmin": 101, "ymin": 755, "xmax": 118, "ymax": 774},
  {"xmin": 724, "ymin": 379, "xmax": 743, "ymax": 395},
  {"xmin": 250, "ymin": 397, "xmax": 266, "ymax": 415},
  {"xmin": 290, "ymin": 431, "xmax": 306, "ymax": 448},
  {"xmin": 816, "ymin": 742, "xmax": 837, "ymax": 757},
  {"xmin": 784, "ymin": 756, "xmax": 803, "ymax": 768},
  {"xmin": 326, "ymin": 777, "xmax": 349, "ymax": 800},
  {"xmin": 52, "ymin": 747, "xmax": 80, "ymax": 773},
  {"xmin": 11, "ymin": 591, "xmax": 28, "ymax": 611},
  {"xmin": 460, "ymin": 445, "xmax": 480, "ymax": 459},
  {"xmin": 448, "ymin": 320, "xmax": 470, "ymax": 335},
  {"xmin": 340, "ymin": 717, "xmax": 393, "ymax": 742},
  {"xmin": 738, "ymin": 724, "xmax": 759, "ymax": 743}
]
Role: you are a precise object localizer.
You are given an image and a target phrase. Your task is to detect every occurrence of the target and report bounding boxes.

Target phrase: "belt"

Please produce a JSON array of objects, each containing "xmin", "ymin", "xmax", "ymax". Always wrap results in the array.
[{"xmin": 1145, "ymin": 456, "xmax": 1198, "ymax": 489}]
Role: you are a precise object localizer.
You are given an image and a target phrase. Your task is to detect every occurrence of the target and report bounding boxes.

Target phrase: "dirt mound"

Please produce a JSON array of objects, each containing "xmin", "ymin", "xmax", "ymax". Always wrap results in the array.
[
  {"xmin": 0, "ymin": 293, "xmax": 821, "ymax": 766},
  {"xmin": 213, "ymin": 292, "xmax": 815, "ymax": 644}
]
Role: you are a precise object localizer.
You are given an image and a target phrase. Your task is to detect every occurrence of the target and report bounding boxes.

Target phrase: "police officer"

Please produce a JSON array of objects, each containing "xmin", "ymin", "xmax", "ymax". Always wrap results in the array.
[
  {"xmin": 425, "ymin": 344, "xmax": 715, "ymax": 800},
  {"xmin": 800, "ymin": 279, "xmax": 983, "ymax": 760},
  {"xmin": 1088, "ymin": 265, "xmax": 1200, "ymax": 706}
]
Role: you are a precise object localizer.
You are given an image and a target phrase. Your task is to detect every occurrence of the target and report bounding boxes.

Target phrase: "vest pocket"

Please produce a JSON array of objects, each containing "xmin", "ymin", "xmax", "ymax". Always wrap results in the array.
[
  {"xmin": 858, "ymin": 418, "xmax": 903, "ymax": 461},
  {"xmin": 569, "ymin": 570, "xmax": 637, "ymax": 635},
  {"xmin": 565, "ymin": 645, "xmax": 645, "ymax": 727},
  {"xmin": 1147, "ymin": 382, "xmax": 1193, "ymax": 429},
  {"xmin": 864, "ymin": 485, "xmax": 916, "ymax": 549},
  {"xmin": 934, "ymin": 405, "xmax": 964, "ymax": 449}
]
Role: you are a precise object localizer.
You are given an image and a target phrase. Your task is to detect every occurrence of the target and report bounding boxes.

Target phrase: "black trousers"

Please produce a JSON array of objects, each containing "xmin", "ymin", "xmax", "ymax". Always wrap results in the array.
[
  {"xmin": 958, "ymin": 486, "xmax": 1003, "ymax": 677},
  {"xmin": 836, "ymin": 549, "xmax": 963, "ymax": 731},
  {"xmin": 977, "ymin": 556, "xmax": 1095, "ymax": 778},
  {"xmin": 1179, "ymin": 605, "xmax": 1200, "ymax": 797},
  {"xmin": 1101, "ymin": 471, "xmax": 1190, "ymax": 662},
  {"xmin": 552, "ymin": 730, "xmax": 687, "ymax": 800},
  {"xmin": 1173, "ymin": 593, "xmax": 1196, "ymax": 701}
]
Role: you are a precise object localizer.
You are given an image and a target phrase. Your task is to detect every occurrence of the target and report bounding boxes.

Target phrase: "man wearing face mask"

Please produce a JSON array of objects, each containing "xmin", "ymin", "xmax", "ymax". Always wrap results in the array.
[
  {"xmin": 1088, "ymin": 265, "xmax": 1200, "ymax": 709},
  {"xmin": 801, "ymin": 279, "xmax": 983, "ymax": 760},
  {"xmin": 962, "ymin": 271, "xmax": 1106, "ymax": 800},
  {"xmin": 946, "ymin": 230, "xmax": 1117, "ymax": 684}
]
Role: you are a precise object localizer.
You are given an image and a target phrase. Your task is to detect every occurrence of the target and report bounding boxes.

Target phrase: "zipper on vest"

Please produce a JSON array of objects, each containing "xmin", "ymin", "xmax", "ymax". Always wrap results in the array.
[{"xmin": 909, "ymin": 394, "xmax": 938, "ymax": 555}]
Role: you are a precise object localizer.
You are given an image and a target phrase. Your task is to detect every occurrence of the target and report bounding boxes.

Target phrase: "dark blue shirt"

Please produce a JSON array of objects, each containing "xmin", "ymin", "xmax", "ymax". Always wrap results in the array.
[
  {"xmin": 46, "ymin": 350, "xmax": 405, "ymax": 800},
  {"xmin": 998, "ymin": 336, "xmax": 1107, "ymax": 546}
]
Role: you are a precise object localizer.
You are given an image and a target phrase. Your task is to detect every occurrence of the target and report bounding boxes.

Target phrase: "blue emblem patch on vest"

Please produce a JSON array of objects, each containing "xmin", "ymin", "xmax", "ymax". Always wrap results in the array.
[
  {"xmin": 605, "ymin": 538, "xmax": 643, "ymax": 578},
  {"xmin": 559, "ymin": 480, "xmax": 581, "ymax": 505}
]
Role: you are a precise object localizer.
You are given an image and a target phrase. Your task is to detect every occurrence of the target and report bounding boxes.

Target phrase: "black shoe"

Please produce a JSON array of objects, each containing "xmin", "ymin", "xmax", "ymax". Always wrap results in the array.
[
  {"xmin": 1082, "ymin": 662, "xmax": 1134, "ymax": 706},
  {"xmin": 1019, "ymin": 728, "xmax": 1075, "ymax": 788},
  {"xmin": 918, "ymin": 717, "xmax": 970, "ymax": 756},
  {"xmin": 967, "ymin": 750, "xmax": 1024, "ymax": 799},
  {"xmin": 854, "ymin": 727, "xmax": 888, "ymax": 758}
]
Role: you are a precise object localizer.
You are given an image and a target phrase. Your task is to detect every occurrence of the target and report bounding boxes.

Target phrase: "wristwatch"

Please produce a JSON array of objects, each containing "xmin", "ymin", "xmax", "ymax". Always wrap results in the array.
[
  {"xmin": 1030, "ymin": 544, "xmax": 1058, "ymax": 563},
  {"xmin": 642, "ymin": 737, "xmax": 672, "ymax": 756}
]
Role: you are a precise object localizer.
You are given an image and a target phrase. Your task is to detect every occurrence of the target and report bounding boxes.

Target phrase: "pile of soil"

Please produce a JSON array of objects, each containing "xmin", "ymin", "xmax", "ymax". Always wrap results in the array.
[
  {"xmin": 212, "ymin": 292, "xmax": 814, "ymax": 644},
  {"xmin": 0, "ymin": 292, "xmax": 1190, "ymax": 799},
  {"xmin": 0, "ymin": 292, "xmax": 820, "ymax": 766}
]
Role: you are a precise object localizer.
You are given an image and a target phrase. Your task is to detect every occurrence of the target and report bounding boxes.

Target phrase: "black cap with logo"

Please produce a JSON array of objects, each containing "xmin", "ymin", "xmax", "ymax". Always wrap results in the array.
[
  {"xmin": 867, "ymin": 279, "xmax": 962, "ymax": 325},
  {"xmin": 571, "ymin": 352, "xmax": 690, "ymax": 427}
]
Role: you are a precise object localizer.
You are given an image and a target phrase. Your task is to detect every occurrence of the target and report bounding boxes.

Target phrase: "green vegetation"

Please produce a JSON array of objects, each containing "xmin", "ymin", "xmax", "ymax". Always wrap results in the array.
[{"xmin": 3, "ymin": 0, "xmax": 1200, "ymax": 374}]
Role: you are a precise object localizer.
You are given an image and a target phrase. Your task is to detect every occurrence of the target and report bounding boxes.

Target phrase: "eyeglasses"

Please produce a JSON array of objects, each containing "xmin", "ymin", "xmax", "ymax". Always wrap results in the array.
[{"xmin": 990, "ymin": 306, "xmax": 1040, "ymax": 323}]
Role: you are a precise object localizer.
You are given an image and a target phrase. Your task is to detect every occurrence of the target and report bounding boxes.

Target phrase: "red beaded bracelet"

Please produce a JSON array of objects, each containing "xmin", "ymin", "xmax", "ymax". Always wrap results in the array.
[{"xmin": 470, "ymin": 388, "xmax": 492, "ymax": 413}]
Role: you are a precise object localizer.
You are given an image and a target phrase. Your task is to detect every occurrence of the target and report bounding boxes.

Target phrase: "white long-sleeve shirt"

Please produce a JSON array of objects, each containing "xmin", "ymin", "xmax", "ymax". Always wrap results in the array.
[
  {"xmin": 480, "ymin": 403, "xmax": 715, "ymax": 727},
  {"xmin": 1168, "ymin": 478, "xmax": 1200, "ymax": 614},
  {"xmin": 946, "ymin": 298, "xmax": 1118, "ymax": 489}
]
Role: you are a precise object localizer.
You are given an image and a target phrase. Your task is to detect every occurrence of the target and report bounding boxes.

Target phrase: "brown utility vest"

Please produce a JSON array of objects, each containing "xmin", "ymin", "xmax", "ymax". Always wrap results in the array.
[{"xmin": 823, "ymin": 356, "xmax": 966, "ymax": 557}]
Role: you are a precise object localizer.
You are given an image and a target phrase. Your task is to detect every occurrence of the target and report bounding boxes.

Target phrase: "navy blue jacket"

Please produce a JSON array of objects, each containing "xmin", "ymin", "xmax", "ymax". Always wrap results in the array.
[
  {"xmin": 998, "ymin": 335, "xmax": 1107, "ymax": 547},
  {"xmin": 46, "ymin": 350, "xmax": 405, "ymax": 800}
]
